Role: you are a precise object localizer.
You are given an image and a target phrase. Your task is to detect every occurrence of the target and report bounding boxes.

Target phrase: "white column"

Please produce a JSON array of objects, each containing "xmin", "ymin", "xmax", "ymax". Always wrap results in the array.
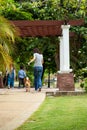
[
  {"xmin": 59, "ymin": 25, "xmax": 72, "ymax": 73},
  {"xmin": 59, "ymin": 36, "xmax": 63, "ymax": 72}
]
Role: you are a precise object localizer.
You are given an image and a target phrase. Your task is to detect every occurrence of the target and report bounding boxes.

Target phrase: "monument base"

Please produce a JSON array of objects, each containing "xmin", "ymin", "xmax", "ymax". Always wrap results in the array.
[{"xmin": 57, "ymin": 73, "xmax": 75, "ymax": 91}]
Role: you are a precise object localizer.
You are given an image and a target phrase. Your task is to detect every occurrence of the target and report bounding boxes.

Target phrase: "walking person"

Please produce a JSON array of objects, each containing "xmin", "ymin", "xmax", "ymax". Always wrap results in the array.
[
  {"xmin": 18, "ymin": 65, "xmax": 26, "ymax": 88},
  {"xmin": 7, "ymin": 64, "xmax": 16, "ymax": 89},
  {"xmin": 3, "ymin": 70, "xmax": 8, "ymax": 87},
  {"xmin": 28, "ymin": 48, "xmax": 43, "ymax": 91}
]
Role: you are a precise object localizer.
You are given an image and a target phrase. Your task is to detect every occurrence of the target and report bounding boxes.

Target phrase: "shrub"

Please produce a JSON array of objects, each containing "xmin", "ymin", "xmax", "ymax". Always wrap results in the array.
[
  {"xmin": 80, "ymin": 82, "xmax": 84, "ymax": 88},
  {"xmin": 84, "ymin": 78, "xmax": 87, "ymax": 93}
]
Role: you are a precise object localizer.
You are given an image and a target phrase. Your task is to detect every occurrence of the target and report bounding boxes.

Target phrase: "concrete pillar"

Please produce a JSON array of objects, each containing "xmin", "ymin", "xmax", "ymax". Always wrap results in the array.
[
  {"xmin": 59, "ymin": 25, "xmax": 72, "ymax": 73},
  {"xmin": 59, "ymin": 36, "xmax": 63, "ymax": 72},
  {"xmin": 57, "ymin": 25, "xmax": 75, "ymax": 91}
]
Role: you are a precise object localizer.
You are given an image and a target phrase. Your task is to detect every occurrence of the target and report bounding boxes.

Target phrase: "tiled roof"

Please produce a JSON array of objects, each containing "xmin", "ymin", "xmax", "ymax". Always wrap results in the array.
[{"xmin": 11, "ymin": 19, "xmax": 84, "ymax": 37}]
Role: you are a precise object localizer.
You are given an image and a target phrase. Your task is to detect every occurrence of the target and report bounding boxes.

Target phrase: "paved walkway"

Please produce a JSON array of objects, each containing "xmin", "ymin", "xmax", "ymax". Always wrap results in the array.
[
  {"xmin": 0, "ymin": 85, "xmax": 83, "ymax": 130},
  {"xmin": 0, "ymin": 88, "xmax": 47, "ymax": 130}
]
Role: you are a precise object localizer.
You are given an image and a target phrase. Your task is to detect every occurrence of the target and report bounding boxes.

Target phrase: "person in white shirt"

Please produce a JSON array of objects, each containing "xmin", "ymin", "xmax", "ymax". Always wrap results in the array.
[{"xmin": 28, "ymin": 48, "xmax": 43, "ymax": 91}]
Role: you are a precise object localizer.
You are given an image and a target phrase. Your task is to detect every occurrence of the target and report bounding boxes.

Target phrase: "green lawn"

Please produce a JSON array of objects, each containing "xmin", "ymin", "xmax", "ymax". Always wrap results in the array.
[{"xmin": 16, "ymin": 94, "xmax": 87, "ymax": 130}]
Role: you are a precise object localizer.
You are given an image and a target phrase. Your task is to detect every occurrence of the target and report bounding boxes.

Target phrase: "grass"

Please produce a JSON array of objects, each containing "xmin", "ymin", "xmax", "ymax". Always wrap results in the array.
[{"xmin": 16, "ymin": 94, "xmax": 87, "ymax": 130}]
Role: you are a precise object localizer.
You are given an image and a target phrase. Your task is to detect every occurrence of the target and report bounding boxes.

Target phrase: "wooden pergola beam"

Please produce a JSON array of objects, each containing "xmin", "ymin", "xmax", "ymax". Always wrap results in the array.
[{"xmin": 11, "ymin": 19, "xmax": 84, "ymax": 37}]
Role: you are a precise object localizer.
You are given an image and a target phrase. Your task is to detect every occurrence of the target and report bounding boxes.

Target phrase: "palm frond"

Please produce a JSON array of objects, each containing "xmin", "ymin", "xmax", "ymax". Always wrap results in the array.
[
  {"xmin": 0, "ymin": 44, "xmax": 12, "ymax": 72},
  {"xmin": 0, "ymin": 16, "xmax": 18, "ymax": 43},
  {"xmin": 0, "ymin": 16, "xmax": 19, "ymax": 72}
]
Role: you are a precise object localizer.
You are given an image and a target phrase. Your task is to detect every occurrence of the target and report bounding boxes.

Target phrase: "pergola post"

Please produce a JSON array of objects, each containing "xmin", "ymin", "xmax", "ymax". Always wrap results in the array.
[
  {"xmin": 60, "ymin": 25, "xmax": 72, "ymax": 73},
  {"xmin": 59, "ymin": 36, "xmax": 63, "ymax": 72},
  {"xmin": 57, "ymin": 25, "xmax": 75, "ymax": 91}
]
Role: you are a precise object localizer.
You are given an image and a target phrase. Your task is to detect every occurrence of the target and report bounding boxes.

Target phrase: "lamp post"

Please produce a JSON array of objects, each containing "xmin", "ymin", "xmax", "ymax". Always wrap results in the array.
[{"xmin": 48, "ymin": 58, "xmax": 51, "ymax": 88}]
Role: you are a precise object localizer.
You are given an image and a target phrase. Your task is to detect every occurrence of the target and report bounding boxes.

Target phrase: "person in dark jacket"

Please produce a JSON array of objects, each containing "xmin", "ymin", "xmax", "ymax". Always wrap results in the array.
[{"xmin": 18, "ymin": 65, "xmax": 26, "ymax": 88}]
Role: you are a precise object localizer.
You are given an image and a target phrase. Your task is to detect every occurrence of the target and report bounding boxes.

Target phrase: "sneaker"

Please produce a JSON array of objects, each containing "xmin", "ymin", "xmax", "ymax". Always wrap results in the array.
[
  {"xmin": 8, "ymin": 86, "xmax": 10, "ymax": 89},
  {"xmin": 38, "ymin": 88, "xmax": 41, "ymax": 92}
]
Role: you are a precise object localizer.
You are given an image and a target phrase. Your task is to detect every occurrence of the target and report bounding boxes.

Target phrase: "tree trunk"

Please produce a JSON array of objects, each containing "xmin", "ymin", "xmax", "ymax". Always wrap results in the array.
[{"xmin": 0, "ymin": 76, "xmax": 4, "ymax": 88}]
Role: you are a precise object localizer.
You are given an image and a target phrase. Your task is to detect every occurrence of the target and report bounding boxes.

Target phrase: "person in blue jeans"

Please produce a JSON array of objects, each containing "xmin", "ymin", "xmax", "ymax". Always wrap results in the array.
[
  {"xmin": 18, "ymin": 65, "xmax": 26, "ymax": 88},
  {"xmin": 7, "ymin": 64, "xmax": 16, "ymax": 89},
  {"xmin": 28, "ymin": 48, "xmax": 43, "ymax": 91}
]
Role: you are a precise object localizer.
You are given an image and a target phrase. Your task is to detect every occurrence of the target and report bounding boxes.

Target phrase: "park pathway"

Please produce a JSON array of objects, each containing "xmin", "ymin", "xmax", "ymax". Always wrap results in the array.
[
  {"xmin": 0, "ymin": 84, "xmax": 84, "ymax": 130},
  {"xmin": 0, "ymin": 88, "xmax": 46, "ymax": 130}
]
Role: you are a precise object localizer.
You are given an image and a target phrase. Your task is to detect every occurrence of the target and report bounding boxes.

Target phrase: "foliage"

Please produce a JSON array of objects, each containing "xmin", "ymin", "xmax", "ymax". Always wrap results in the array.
[
  {"xmin": 79, "ymin": 78, "xmax": 87, "ymax": 93},
  {"xmin": 20, "ymin": 0, "xmax": 87, "ymax": 20},
  {"xmin": 0, "ymin": 15, "xmax": 18, "ymax": 72},
  {"xmin": 0, "ymin": 0, "xmax": 87, "ymax": 77},
  {"xmin": 3, "ymin": 9, "xmax": 33, "ymax": 20},
  {"xmin": 13, "ymin": 37, "xmax": 57, "ymax": 74},
  {"xmin": 75, "ymin": 68, "xmax": 87, "ymax": 81},
  {"xmin": 80, "ymin": 81, "xmax": 84, "ymax": 88},
  {"xmin": 70, "ymin": 24, "xmax": 87, "ymax": 73},
  {"xmin": 78, "ymin": 77, "xmax": 87, "ymax": 92},
  {"xmin": 0, "ymin": 1, "xmax": 33, "ymax": 20},
  {"xmin": 10, "ymin": 0, "xmax": 87, "ymax": 75},
  {"xmin": 84, "ymin": 78, "xmax": 87, "ymax": 93}
]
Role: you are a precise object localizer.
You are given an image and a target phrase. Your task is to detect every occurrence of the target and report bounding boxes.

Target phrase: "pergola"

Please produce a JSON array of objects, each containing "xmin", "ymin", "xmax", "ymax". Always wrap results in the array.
[
  {"xmin": 11, "ymin": 19, "xmax": 84, "ymax": 37},
  {"xmin": 11, "ymin": 19, "xmax": 84, "ymax": 91}
]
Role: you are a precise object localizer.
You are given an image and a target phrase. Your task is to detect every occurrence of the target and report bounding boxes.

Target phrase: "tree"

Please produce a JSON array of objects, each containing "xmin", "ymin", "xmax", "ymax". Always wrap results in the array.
[
  {"xmin": 17, "ymin": 0, "xmax": 87, "ymax": 72},
  {"xmin": 0, "ymin": 0, "xmax": 86, "ymax": 77},
  {"xmin": 0, "ymin": 16, "xmax": 18, "ymax": 72}
]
